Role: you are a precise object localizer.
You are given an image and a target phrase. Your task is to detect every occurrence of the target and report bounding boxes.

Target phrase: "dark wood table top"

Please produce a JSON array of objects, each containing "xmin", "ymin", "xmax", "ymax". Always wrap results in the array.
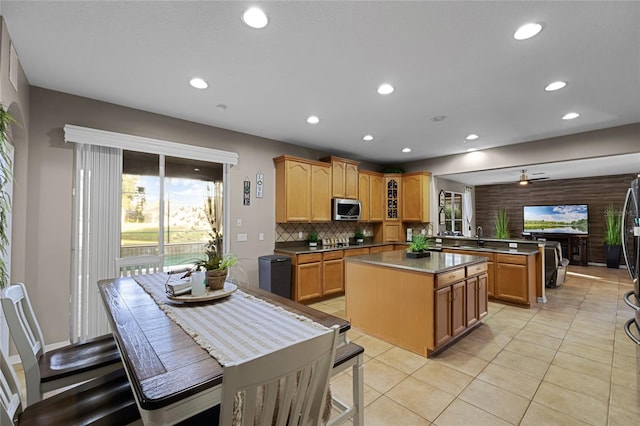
[{"xmin": 98, "ymin": 276, "xmax": 350, "ymax": 411}]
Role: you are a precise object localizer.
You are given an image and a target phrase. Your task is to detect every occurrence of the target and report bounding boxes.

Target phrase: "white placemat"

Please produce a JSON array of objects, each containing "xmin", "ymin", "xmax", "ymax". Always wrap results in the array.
[{"xmin": 132, "ymin": 273, "xmax": 328, "ymax": 366}]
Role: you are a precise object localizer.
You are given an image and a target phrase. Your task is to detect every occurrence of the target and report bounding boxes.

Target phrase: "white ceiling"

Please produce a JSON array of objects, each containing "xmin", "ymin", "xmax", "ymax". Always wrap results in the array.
[{"xmin": 2, "ymin": 1, "xmax": 639, "ymax": 180}]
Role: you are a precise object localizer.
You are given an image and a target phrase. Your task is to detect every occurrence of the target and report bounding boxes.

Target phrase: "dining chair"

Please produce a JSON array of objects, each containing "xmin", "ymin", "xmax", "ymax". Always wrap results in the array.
[
  {"xmin": 0, "ymin": 282, "xmax": 122, "ymax": 406},
  {"xmin": 219, "ymin": 324, "xmax": 340, "ymax": 425},
  {"xmin": 115, "ymin": 254, "xmax": 163, "ymax": 277},
  {"xmin": 0, "ymin": 347, "xmax": 140, "ymax": 426}
]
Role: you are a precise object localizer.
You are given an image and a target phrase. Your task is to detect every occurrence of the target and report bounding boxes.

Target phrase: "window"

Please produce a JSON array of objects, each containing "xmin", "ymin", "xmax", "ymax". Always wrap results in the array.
[
  {"xmin": 121, "ymin": 151, "xmax": 224, "ymax": 269},
  {"xmin": 444, "ymin": 191, "xmax": 463, "ymax": 234}
]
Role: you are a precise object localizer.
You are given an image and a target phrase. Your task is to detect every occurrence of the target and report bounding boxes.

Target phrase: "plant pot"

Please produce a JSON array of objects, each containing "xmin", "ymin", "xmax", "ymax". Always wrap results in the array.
[
  {"xmin": 406, "ymin": 250, "xmax": 430, "ymax": 259},
  {"xmin": 309, "ymin": 242, "xmax": 318, "ymax": 248},
  {"xmin": 206, "ymin": 268, "xmax": 228, "ymax": 290},
  {"xmin": 604, "ymin": 244, "xmax": 622, "ymax": 269},
  {"xmin": 356, "ymin": 238, "xmax": 364, "ymax": 244}
]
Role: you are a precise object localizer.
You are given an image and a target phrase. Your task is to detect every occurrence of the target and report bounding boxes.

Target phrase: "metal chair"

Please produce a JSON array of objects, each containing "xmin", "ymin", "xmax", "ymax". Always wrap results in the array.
[
  {"xmin": 0, "ymin": 282, "xmax": 122, "ymax": 405},
  {"xmin": 219, "ymin": 325, "xmax": 340, "ymax": 425},
  {"xmin": 0, "ymin": 347, "xmax": 140, "ymax": 425},
  {"xmin": 115, "ymin": 254, "xmax": 163, "ymax": 277}
]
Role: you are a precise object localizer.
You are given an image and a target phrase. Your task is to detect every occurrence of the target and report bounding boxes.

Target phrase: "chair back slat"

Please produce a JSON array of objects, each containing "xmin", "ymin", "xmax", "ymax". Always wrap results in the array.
[
  {"xmin": 115, "ymin": 255, "xmax": 163, "ymax": 277},
  {"xmin": 220, "ymin": 325, "xmax": 340, "ymax": 425},
  {"xmin": 0, "ymin": 347, "xmax": 24, "ymax": 424}
]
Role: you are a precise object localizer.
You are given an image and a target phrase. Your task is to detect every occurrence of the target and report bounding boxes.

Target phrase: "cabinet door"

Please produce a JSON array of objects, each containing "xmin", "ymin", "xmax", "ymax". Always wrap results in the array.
[
  {"xmin": 345, "ymin": 163, "xmax": 359, "ymax": 199},
  {"xmin": 322, "ymin": 259, "xmax": 344, "ymax": 296},
  {"xmin": 466, "ymin": 277, "xmax": 479, "ymax": 328},
  {"xmin": 311, "ymin": 164, "xmax": 332, "ymax": 221},
  {"xmin": 402, "ymin": 175, "xmax": 422, "ymax": 221},
  {"xmin": 383, "ymin": 222, "xmax": 402, "ymax": 242},
  {"xmin": 358, "ymin": 173, "xmax": 370, "ymax": 222},
  {"xmin": 296, "ymin": 262, "xmax": 322, "ymax": 302},
  {"xmin": 369, "ymin": 174, "xmax": 384, "ymax": 221},
  {"xmin": 477, "ymin": 273, "xmax": 488, "ymax": 320},
  {"xmin": 331, "ymin": 161, "xmax": 346, "ymax": 198},
  {"xmin": 487, "ymin": 261, "xmax": 495, "ymax": 297},
  {"xmin": 495, "ymin": 263, "xmax": 528, "ymax": 304},
  {"xmin": 284, "ymin": 161, "xmax": 311, "ymax": 221},
  {"xmin": 384, "ymin": 176, "xmax": 401, "ymax": 221},
  {"xmin": 451, "ymin": 281, "xmax": 466, "ymax": 337},
  {"xmin": 434, "ymin": 286, "xmax": 452, "ymax": 347}
]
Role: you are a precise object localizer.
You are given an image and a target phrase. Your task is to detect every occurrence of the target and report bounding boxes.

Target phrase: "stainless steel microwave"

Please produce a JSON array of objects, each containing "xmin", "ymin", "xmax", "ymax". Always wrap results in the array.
[{"xmin": 333, "ymin": 198, "xmax": 361, "ymax": 221}]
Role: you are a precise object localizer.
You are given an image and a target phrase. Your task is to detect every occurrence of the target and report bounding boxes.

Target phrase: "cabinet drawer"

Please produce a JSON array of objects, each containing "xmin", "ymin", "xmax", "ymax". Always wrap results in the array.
[
  {"xmin": 370, "ymin": 245, "xmax": 394, "ymax": 254},
  {"xmin": 467, "ymin": 262, "xmax": 488, "ymax": 276},
  {"xmin": 298, "ymin": 253, "xmax": 322, "ymax": 264},
  {"xmin": 496, "ymin": 253, "xmax": 527, "ymax": 265},
  {"xmin": 344, "ymin": 247, "xmax": 370, "ymax": 257},
  {"xmin": 323, "ymin": 250, "xmax": 344, "ymax": 260},
  {"xmin": 436, "ymin": 268, "xmax": 465, "ymax": 289}
]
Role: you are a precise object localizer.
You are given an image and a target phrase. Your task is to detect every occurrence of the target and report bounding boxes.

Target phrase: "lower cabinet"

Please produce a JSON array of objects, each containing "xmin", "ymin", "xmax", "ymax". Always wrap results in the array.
[
  {"xmin": 322, "ymin": 251, "xmax": 344, "ymax": 296},
  {"xmin": 495, "ymin": 253, "xmax": 536, "ymax": 306},
  {"xmin": 369, "ymin": 244, "xmax": 395, "ymax": 254},
  {"xmin": 433, "ymin": 263, "xmax": 488, "ymax": 351},
  {"xmin": 295, "ymin": 253, "xmax": 323, "ymax": 302}
]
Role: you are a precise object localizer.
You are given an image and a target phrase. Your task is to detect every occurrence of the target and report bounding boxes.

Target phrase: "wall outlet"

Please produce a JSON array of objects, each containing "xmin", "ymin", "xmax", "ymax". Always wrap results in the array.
[
  {"xmin": 259, "ymin": 233, "xmax": 264, "ymax": 241},
  {"xmin": 237, "ymin": 233, "xmax": 248, "ymax": 242},
  {"xmin": 298, "ymin": 231, "xmax": 303, "ymax": 239}
]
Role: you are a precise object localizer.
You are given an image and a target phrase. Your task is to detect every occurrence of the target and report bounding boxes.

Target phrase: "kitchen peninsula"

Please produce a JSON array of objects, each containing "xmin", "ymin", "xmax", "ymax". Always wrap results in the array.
[{"xmin": 345, "ymin": 250, "xmax": 488, "ymax": 357}]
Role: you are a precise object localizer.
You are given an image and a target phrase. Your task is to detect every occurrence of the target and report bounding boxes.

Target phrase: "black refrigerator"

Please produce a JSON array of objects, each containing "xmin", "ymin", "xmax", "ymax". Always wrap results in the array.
[{"xmin": 622, "ymin": 175, "xmax": 640, "ymax": 344}]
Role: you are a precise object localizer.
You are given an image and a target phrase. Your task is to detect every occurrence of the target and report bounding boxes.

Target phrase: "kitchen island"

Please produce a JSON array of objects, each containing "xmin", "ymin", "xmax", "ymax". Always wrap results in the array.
[{"xmin": 345, "ymin": 250, "xmax": 488, "ymax": 357}]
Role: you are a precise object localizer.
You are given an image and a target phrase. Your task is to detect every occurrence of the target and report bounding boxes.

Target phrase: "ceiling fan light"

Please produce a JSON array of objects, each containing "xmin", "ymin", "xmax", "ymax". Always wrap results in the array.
[{"xmin": 519, "ymin": 170, "xmax": 529, "ymax": 184}]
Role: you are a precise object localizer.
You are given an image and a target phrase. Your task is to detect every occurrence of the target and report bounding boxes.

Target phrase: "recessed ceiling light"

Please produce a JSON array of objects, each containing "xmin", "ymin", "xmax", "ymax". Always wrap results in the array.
[
  {"xmin": 514, "ymin": 22, "xmax": 543, "ymax": 40},
  {"xmin": 401, "ymin": 147, "xmax": 412, "ymax": 153},
  {"xmin": 189, "ymin": 78, "xmax": 208, "ymax": 89},
  {"xmin": 466, "ymin": 148, "xmax": 478, "ymax": 152},
  {"xmin": 377, "ymin": 83, "xmax": 394, "ymax": 95},
  {"xmin": 306, "ymin": 115, "xmax": 320, "ymax": 124},
  {"xmin": 362, "ymin": 135, "xmax": 374, "ymax": 141},
  {"xmin": 193, "ymin": 168, "xmax": 200, "ymax": 172},
  {"xmin": 216, "ymin": 104, "xmax": 227, "ymax": 112},
  {"xmin": 431, "ymin": 115, "xmax": 447, "ymax": 122},
  {"xmin": 242, "ymin": 7, "xmax": 268, "ymax": 29},
  {"xmin": 465, "ymin": 134, "xmax": 479, "ymax": 141},
  {"xmin": 562, "ymin": 112, "xmax": 580, "ymax": 120},
  {"xmin": 545, "ymin": 81, "xmax": 567, "ymax": 91}
]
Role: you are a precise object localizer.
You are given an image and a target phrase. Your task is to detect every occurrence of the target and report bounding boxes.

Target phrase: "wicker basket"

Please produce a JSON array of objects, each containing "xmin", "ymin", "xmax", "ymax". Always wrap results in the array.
[{"xmin": 206, "ymin": 268, "xmax": 228, "ymax": 290}]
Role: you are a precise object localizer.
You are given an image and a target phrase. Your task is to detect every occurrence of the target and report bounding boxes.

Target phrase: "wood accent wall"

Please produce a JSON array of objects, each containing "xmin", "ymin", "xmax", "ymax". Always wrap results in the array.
[{"xmin": 475, "ymin": 173, "xmax": 636, "ymax": 265}]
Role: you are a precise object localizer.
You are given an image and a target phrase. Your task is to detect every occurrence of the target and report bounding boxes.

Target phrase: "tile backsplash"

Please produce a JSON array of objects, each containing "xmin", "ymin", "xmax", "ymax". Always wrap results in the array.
[{"xmin": 276, "ymin": 222, "xmax": 374, "ymax": 243}]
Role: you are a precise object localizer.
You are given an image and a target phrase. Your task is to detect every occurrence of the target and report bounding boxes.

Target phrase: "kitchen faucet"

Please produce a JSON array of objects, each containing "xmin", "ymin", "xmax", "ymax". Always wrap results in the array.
[{"xmin": 476, "ymin": 226, "xmax": 483, "ymax": 239}]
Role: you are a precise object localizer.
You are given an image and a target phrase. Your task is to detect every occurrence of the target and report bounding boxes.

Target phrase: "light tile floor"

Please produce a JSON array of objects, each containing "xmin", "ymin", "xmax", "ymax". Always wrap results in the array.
[{"xmin": 311, "ymin": 265, "xmax": 640, "ymax": 425}]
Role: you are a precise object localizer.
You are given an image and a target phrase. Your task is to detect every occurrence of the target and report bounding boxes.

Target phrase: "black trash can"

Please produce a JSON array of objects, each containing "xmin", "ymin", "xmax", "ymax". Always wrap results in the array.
[{"xmin": 258, "ymin": 255, "xmax": 292, "ymax": 299}]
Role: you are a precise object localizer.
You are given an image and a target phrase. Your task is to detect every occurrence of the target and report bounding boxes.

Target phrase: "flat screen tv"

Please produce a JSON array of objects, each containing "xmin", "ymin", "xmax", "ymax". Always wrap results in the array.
[{"xmin": 523, "ymin": 204, "xmax": 589, "ymax": 235}]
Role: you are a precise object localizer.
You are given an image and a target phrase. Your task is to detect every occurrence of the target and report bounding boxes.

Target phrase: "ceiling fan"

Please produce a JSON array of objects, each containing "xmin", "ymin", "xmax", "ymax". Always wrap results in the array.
[{"xmin": 518, "ymin": 169, "xmax": 549, "ymax": 185}]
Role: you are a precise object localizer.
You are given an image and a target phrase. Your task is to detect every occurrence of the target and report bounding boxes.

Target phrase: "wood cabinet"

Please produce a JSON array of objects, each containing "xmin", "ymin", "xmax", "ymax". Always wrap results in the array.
[
  {"xmin": 358, "ymin": 171, "xmax": 384, "ymax": 222},
  {"xmin": 402, "ymin": 172, "xmax": 431, "ymax": 222},
  {"xmin": 495, "ymin": 253, "xmax": 536, "ymax": 305},
  {"xmin": 322, "ymin": 251, "xmax": 344, "ymax": 296},
  {"xmin": 466, "ymin": 262, "xmax": 489, "ymax": 328},
  {"xmin": 293, "ymin": 253, "xmax": 323, "ymax": 302},
  {"xmin": 276, "ymin": 250, "xmax": 347, "ymax": 303},
  {"xmin": 434, "ymin": 268, "xmax": 467, "ymax": 348},
  {"xmin": 369, "ymin": 244, "xmax": 395, "ymax": 254},
  {"xmin": 374, "ymin": 174, "xmax": 404, "ymax": 242},
  {"xmin": 321, "ymin": 156, "xmax": 359, "ymax": 199},
  {"xmin": 274, "ymin": 156, "xmax": 331, "ymax": 222}
]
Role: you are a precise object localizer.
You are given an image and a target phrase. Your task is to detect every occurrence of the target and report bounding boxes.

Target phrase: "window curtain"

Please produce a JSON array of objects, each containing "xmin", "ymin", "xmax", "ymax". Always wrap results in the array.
[
  {"xmin": 463, "ymin": 186, "xmax": 473, "ymax": 237},
  {"xmin": 70, "ymin": 143, "xmax": 122, "ymax": 342}
]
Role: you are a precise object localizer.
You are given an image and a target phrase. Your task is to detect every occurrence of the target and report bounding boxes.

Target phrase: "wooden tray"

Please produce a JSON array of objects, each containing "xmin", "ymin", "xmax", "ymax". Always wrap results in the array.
[{"xmin": 167, "ymin": 282, "xmax": 238, "ymax": 303}]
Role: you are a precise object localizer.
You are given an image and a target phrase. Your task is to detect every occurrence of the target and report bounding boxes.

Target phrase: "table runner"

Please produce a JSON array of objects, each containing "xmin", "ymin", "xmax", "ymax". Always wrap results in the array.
[{"xmin": 132, "ymin": 273, "xmax": 329, "ymax": 366}]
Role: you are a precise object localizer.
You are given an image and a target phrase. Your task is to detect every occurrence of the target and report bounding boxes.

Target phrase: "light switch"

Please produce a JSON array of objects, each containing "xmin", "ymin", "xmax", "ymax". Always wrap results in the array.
[
  {"xmin": 237, "ymin": 233, "xmax": 248, "ymax": 241},
  {"xmin": 236, "ymin": 218, "xmax": 242, "ymax": 227},
  {"xmin": 259, "ymin": 233, "xmax": 264, "ymax": 241}
]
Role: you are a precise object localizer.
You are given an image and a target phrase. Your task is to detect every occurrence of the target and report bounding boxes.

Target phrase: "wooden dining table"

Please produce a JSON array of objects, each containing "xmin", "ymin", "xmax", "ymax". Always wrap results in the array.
[{"xmin": 98, "ymin": 275, "xmax": 363, "ymax": 425}]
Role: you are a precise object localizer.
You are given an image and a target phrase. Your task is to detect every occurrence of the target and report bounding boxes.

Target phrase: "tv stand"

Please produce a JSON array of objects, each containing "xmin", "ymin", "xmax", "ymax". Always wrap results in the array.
[{"xmin": 529, "ymin": 233, "xmax": 588, "ymax": 266}]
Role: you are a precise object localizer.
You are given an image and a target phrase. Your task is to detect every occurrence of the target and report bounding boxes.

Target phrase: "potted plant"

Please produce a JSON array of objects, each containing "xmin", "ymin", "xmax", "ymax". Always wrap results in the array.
[
  {"xmin": 308, "ymin": 228, "xmax": 319, "ymax": 247},
  {"xmin": 494, "ymin": 208, "xmax": 510, "ymax": 239},
  {"xmin": 195, "ymin": 245, "xmax": 238, "ymax": 290},
  {"xmin": 354, "ymin": 228, "xmax": 365, "ymax": 244},
  {"xmin": 406, "ymin": 234, "xmax": 432, "ymax": 258},
  {"xmin": 603, "ymin": 203, "xmax": 622, "ymax": 268}
]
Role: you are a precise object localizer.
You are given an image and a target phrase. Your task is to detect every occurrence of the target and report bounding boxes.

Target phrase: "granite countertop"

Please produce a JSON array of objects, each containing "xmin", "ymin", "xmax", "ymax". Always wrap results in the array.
[
  {"xmin": 344, "ymin": 250, "xmax": 486, "ymax": 274},
  {"xmin": 274, "ymin": 241, "xmax": 404, "ymax": 255},
  {"xmin": 438, "ymin": 245, "xmax": 540, "ymax": 256}
]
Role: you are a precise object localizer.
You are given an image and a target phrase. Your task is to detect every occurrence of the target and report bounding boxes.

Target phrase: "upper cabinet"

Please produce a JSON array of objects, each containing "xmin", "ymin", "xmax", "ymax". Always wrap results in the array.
[
  {"xmin": 321, "ymin": 156, "xmax": 359, "ymax": 199},
  {"xmin": 274, "ymin": 156, "xmax": 331, "ymax": 222},
  {"xmin": 402, "ymin": 172, "xmax": 431, "ymax": 222},
  {"xmin": 358, "ymin": 171, "xmax": 384, "ymax": 222}
]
